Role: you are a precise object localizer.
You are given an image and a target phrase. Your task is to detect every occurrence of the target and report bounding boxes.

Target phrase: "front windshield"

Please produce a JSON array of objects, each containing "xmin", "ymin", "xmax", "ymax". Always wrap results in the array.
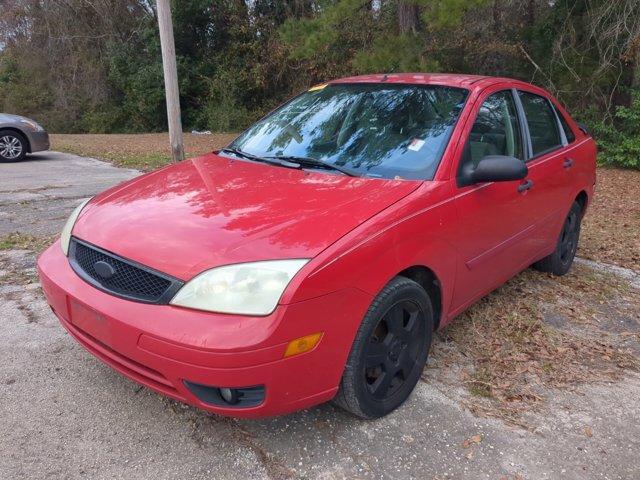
[{"xmin": 229, "ymin": 83, "xmax": 468, "ymax": 180}]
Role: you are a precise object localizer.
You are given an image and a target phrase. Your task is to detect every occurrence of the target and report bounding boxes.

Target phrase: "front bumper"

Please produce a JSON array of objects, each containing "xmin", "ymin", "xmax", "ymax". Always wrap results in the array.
[
  {"xmin": 27, "ymin": 130, "xmax": 50, "ymax": 153},
  {"xmin": 37, "ymin": 241, "xmax": 372, "ymax": 417}
]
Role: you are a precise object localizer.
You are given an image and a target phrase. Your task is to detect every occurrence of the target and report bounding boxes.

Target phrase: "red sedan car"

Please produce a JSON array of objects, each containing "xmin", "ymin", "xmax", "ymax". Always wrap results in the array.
[{"xmin": 38, "ymin": 74, "xmax": 596, "ymax": 419}]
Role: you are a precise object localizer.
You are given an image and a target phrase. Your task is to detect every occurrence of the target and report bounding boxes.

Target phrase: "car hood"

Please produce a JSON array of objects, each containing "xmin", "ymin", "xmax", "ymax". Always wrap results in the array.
[{"xmin": 72, "ymin": 153, "xmax": 421, "ymax": 280}]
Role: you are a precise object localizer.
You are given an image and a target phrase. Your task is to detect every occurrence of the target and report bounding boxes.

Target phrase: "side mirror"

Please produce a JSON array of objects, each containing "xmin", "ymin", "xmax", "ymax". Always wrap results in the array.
[{"xmin": 459, "ymin": 155, "xmax": 528, "ymax": 186}]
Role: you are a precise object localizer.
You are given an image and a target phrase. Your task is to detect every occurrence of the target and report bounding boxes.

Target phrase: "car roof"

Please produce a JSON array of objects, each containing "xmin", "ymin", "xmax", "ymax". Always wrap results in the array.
[{"xmin": 329, "ymin": 73, "xmax": 531, "ymax": 91}]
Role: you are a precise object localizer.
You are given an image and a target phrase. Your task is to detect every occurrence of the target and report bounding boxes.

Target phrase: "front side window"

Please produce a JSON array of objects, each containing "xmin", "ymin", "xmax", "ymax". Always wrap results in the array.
[
  {"xmin": 459, "ymin": 90, "xmax": 523, "ymax": 173},
  {"xmin": 518, "ymin": 91, "xmax": 562, "ymax": 156},
  {"xmin": 229, "ymin": 83, "xmax": 468, "ymax": 180}
]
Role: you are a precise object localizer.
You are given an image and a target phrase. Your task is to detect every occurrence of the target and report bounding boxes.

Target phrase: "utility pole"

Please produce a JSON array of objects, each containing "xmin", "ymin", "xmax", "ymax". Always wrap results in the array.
[{"xmin": 156, "ymin": 0, "xmax": 184, "ymax": 162}]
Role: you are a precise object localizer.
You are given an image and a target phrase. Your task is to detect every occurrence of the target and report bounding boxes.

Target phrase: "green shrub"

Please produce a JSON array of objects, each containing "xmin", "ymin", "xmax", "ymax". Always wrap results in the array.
[{"xmin": 589, "ymin": 90, "xmax": 640, "ymax": 170}]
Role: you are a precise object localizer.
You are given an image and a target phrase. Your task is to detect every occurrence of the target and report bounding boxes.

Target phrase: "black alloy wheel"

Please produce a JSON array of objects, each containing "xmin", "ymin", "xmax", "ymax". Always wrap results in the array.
[
  {"xmin": 533, "ymin": 201, "xmax": 582, "ymax": 276},
  {"xmin": 364, "ymin": 299, "xmax": 426, "ymax": 400},
  {"xmin": 558, "ymin": 206, "xmax": 580, "ymax": 266},
  {"xmin": 334, "ymin": 276, "xmax": 433, "ymax": 418}
]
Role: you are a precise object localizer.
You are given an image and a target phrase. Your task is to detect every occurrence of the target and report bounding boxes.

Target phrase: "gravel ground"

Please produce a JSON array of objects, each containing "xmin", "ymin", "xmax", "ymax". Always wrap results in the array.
[{"xmin": 1, "ymin": 151, "xmax": 639, "ymax": 480}]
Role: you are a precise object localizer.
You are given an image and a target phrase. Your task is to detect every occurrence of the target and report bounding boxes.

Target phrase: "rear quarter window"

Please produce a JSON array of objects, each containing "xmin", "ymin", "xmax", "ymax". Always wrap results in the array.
[{"xmin": 555, "ymin": 107, "xmax": 576, "ymax": 143}]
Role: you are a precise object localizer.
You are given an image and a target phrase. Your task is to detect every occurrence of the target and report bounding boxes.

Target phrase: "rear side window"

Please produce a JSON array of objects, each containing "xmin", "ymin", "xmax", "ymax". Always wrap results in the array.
[
  {"xmin": 518, "ymin": 91, "xmax": 562, "ymax": 157},
  {"xmin": 555, "ymin": 108, "xmax": 576, "ymax": 143}
]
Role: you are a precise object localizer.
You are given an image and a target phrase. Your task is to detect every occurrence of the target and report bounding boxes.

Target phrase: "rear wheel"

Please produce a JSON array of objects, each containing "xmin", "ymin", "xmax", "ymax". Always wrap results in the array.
[
  {"xmin": 333, "ymin": 276, "xmax": 433, "ymax": 419},
  {"xmin": 0, "ymin": 130, "xmax": 27, "ymax": 162},
  {"xmin": 533, "ymin": 201, "xmax": 582, "ymax": 276}
]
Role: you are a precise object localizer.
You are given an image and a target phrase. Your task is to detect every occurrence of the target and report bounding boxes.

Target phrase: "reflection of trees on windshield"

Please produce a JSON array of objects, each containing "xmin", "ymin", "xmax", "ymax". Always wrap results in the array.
[{"xmin": 232, "ymin": 84, "xmax": 467, "ymax": 180}]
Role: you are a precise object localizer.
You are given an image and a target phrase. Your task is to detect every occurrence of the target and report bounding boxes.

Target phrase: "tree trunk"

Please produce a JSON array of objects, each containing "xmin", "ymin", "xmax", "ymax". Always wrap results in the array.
[
  {"xmin": 632, "ymin": 48, "xmax": 640, "ymax": 90},
  {"xmin": 398, "ymin": 1, "xmax": 420, "ymax": 34},
  {"xmin": 526, "ymin": 0, "xmax": 536, "ymax": 27},
  {"xmin": 293, "ymin": 0, "xmax": 313, "ymax": 18}
]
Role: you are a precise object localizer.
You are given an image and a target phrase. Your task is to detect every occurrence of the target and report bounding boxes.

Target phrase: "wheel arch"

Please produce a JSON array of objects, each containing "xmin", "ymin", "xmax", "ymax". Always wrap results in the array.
[
  {"xmin": 0, "ymin": 127, "xmax": 31, "ymax": 152},
  {"xmin": 396, "ymin": 265, "xmax": 443, "ymax": 331},
  {"xmin": 574, "ymin": 190, "xmax": 588, "ymax": 217},
  {"xmin": 288, "ymin": 235, "xmax": 456, "ymax": 332}
]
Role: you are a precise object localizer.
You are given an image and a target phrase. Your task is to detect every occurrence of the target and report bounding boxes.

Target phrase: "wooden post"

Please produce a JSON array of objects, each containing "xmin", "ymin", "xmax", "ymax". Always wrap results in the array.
[{"xmin": 156, "ymin": 0, "xmax": 184, "ymax": 162}]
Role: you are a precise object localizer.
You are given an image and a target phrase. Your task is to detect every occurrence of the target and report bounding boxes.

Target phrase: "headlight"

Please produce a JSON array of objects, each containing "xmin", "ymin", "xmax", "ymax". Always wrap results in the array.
[
  {"xmin": 170, "ymin": 259, "xmax": 309, "ymax": 315},
  {"xmin": 60, "ymin": 198, "xmax": 91, "ymax": 255},
  {"xmin": 19, "ymin": 119, "xmax": 44, "ymax": 132}
]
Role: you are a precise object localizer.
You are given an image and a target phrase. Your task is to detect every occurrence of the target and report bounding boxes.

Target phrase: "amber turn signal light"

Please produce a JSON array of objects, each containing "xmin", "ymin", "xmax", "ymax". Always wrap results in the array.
[{"xmin": 283, "ymin": 332, "xmax": 323, "ymax": 358}]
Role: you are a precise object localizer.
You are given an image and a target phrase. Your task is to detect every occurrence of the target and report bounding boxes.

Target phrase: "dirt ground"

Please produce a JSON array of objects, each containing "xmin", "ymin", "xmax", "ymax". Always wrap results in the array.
[{"xmin": 1, "ymin": 150, "xmax": 639, "ymax": 479}]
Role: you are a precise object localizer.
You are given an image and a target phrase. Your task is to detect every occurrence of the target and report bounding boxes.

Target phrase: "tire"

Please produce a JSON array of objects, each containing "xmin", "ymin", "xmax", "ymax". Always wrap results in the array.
[
  {"xmin": 333, "ymin": 276, "xmax": 434, "ymax": 419},
  {"xmin": 533, "ymin": 201, "xmax": 582, "ymax": 276},
  {"xmin": 0, "ymin": 130, "xmax": 28, "ymax": 162}
]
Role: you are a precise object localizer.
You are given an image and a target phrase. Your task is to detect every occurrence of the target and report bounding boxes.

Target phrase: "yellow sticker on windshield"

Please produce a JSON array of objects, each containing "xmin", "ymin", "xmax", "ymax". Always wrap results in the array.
[{"xmin": 308, "ymin": 83, "xmax": 328, "ymax": 92}]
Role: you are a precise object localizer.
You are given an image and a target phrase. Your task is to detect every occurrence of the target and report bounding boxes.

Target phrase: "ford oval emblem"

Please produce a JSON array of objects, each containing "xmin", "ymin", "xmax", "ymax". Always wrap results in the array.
[{"xmin": 94, "ymin": 260, "xmax": 116, "ymax": 279}]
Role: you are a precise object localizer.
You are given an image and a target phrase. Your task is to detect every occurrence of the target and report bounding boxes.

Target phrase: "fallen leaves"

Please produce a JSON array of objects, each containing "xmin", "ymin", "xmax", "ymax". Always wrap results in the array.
[
  {"xmin": 579, "ymin": 167, "xmax": 640, "ymax": 270},
  {"xmin": 431, "ymin": 264, "xmax": 639, "ymax": 427},
  {"xmin": 461, "ymin": 434, "xmax": 483, "ymax": 448}
]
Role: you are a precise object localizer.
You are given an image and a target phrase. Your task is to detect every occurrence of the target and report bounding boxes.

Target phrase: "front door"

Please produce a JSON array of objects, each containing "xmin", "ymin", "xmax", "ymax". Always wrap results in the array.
[{"xmin": 451, "ymin": 88, "xmax": 535, "ymax": 312}]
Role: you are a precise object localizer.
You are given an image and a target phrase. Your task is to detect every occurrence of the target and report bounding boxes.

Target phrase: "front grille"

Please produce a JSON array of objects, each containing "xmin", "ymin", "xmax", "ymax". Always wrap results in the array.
[{"xmin": 69, "ymin": 238, "xmax": 183, "ymax": 304}]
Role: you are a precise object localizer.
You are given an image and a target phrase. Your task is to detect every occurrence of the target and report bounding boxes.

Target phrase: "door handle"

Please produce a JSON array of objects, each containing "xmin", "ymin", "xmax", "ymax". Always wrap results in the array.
[
  {"xmin": 563, "ymin": 158, "xmax": 574, "ymax": 169},
  {"xmin": 517, "ymin": 179, "xmax": 533, "ymax": 193}
]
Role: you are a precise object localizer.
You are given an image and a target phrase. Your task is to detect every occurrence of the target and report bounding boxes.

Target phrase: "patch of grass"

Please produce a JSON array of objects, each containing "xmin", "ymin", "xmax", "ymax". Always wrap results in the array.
[
  {"xmin": 467, "ymin": 368, "xmax": 493, "ymax": 398},
  {"xmin": 51, "ymin": 132, "xmax": 237, "ymax": 172},
  {"xmin": 0, "ymin": 233, "xmax": 55, "ymax": 252},
  {"xmin": 55, "ymin": 146, "xmax": 173, "ymax": 172},
  {"xmin": 113, "ymin": 153, "xmax": 172, "ymax": 171}
]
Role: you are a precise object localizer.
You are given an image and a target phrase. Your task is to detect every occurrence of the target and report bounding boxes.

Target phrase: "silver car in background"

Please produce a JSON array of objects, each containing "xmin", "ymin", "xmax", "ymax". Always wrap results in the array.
[{"xmin": 0, "ymin": 113, "xmax": 50, "ymax": 162}]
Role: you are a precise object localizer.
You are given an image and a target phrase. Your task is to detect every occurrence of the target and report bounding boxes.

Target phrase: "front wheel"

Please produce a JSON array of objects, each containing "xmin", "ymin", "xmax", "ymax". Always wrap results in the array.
[
  {"xmin": 333, "ymin": 276, "xmax": 433, "ymax": 419},
  {"xmin": 533, "ymin": 201, "xmax": 582, "ymax": 276}
]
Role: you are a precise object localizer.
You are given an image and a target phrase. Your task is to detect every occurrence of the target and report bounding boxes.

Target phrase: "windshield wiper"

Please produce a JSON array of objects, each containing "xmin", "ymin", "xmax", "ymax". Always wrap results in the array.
[
  {"xmin": 222, "ymin": 149, "xmax": 360, "ymax": 177},
  {"xmin": 220, "ymin": 148, "xmax": 300, "ymax": 169},
  {"xmin": 266, "ymin": 155, "xmax": 359, "ymax": 177}
]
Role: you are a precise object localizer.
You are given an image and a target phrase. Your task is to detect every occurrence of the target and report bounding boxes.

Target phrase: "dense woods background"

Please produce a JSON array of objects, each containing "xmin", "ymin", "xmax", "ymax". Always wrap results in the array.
[{"xmin": 1, "ymin": 0, "xmax": 639, "ymax": 167}]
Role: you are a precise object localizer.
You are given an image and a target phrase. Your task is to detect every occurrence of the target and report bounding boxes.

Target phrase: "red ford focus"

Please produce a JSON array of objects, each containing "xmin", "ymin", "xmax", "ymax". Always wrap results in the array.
[{"xmin": 38, "ymin": 74, "xmax": 596, "ymax": 418}]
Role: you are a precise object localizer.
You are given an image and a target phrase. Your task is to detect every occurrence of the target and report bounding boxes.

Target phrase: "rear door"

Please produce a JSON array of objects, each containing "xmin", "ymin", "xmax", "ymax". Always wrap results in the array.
[
  {"xmin": 514, "ymin": 89, "xmax": 570, "ymax": 256},
  {"xmin": 451, "ymin": 88, "xmax": 536, "ymax": 311}
]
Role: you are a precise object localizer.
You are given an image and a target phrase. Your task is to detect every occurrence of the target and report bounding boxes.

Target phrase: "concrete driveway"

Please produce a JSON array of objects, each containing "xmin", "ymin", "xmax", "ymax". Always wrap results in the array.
[{"xmin": 1, "ymin": 152, "xmax": 639, "ymax": 480}]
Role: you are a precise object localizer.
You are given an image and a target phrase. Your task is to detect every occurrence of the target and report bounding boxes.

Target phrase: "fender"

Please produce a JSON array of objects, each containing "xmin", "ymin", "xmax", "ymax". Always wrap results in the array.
[{"xmin": 285, "ymin": 180, "xmax": 460, "ymax": 328}]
